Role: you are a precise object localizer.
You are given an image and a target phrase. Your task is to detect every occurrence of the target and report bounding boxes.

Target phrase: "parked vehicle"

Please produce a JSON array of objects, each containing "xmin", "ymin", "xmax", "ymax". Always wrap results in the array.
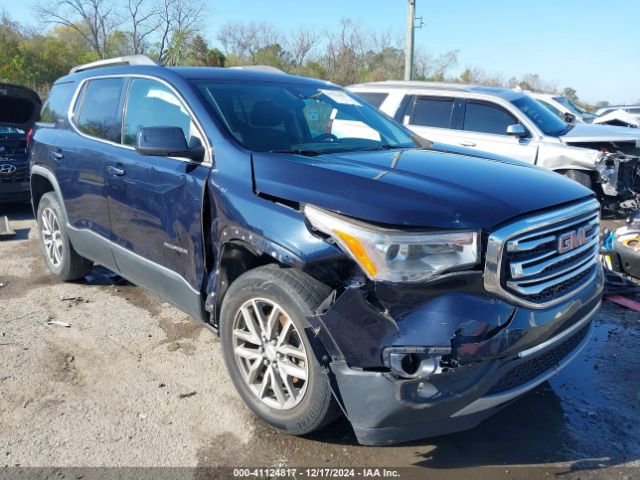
[
  {"xmin": 0, "ymin": 83, "xmax": 41, "ymax": 203},
  {"xmin": 530, "ymin": 92, "xmax": 596, "ymax": 124},
  {"xmin": 596, "ymin": 104, "xmax": 640, "ymax": 117},
  {"xmin": 593, "ymin": 104, "xmax": 640, "ymax": 128},
  {"xmin": 532, "ymin": 93, "xmax": 640, "ymax": 128},
  {"xmin": 15, "ymin": 57, "xmax": 602, "ymax": 446},
  {"xmin": 348, "ymin": 81, "xmax": 640, "ymax": 215}
]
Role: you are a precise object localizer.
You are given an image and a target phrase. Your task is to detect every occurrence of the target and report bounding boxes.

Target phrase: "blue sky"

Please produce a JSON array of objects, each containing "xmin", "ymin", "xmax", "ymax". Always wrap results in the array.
[{"xmin": 9, "ymin": 0, "xmax": 640, "ymax": 103}]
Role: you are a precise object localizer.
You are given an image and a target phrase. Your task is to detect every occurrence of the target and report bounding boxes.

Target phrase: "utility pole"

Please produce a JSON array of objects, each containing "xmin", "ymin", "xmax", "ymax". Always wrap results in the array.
[{"xmin": 404, "ymin": 0, "xmax": 416, "ymax": 81}]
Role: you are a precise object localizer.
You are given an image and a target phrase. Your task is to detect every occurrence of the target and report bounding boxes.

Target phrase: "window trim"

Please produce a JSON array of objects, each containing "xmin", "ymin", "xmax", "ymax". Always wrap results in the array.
[
  {"xmin": 461, "ymin": 99, "xmax": 526, "ymax": 138},
  {"xmin": 67, "ymin": 73, "xmax": 212, "ymax": 165}
]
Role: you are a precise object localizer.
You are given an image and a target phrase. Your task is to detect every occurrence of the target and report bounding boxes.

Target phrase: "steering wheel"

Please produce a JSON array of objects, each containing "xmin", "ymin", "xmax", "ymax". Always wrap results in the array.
[{"xmin": 311, "ymin": 133, "xmax": 338, "ymax": 143}]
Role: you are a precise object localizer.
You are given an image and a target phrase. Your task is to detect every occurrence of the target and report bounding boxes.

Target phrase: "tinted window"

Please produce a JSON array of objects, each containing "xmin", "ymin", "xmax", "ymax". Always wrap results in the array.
[
  {"xmin": 75, "ymin": 78, "xmax": 126, "ymax": 142},
  {"xmin": 40, "ymin": 82, "xmax": 75, "ymax": 124},
  {"xmin": 194, "ymin": 81, "xmax": 416, "ymax": 153},
  {"xmin": 123, "ymin": 78, "xmax": 192, "ymax": 146},
  {"xmin": 627, "ymin": 107, "xmax": 640, "ymax": 114},
  {"xmin": 410, "ymin": 97, "xmax": 454, "ymax": 128},
  {"xmin": 355, "ymin": 92, "xmax": 388, "ymax": 109},
  {"xmin": 463, "ymin": 101, "xmax": 517, "ymax": 135},
  {"xmin": 512, "ymin": 96, "xmax": 568, "ymax": 136}
]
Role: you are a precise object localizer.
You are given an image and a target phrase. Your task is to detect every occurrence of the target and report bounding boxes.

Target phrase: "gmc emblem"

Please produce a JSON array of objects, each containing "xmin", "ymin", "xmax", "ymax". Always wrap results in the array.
[{"xmin": 558, "ymin": 226, "xmax": 590, "ymax": 254}]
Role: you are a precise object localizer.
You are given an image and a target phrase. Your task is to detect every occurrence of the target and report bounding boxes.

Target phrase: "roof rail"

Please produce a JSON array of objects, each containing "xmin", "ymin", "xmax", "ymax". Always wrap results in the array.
[
  {"xmin": 229, "ymin": 65, "xmax": 287, "ymax": 74},
  {"xmin": 69, "ymin": 55, "xmax": 159, "ymax": 74}
]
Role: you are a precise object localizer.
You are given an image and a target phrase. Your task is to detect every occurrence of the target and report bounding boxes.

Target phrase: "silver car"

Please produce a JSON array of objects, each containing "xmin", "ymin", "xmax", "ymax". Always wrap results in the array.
[{"xmin": 348, "ymin": 81, "xmax": 640, "ymax": 214}]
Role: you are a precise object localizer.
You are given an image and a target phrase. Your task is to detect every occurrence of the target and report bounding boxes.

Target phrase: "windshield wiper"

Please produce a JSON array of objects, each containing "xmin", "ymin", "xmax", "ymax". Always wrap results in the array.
[
  {"xmin": 363, "ymin": 144, "xmax": 410, "ymax": 151},
  {"xmin": 269, "ymin": 149, "xmax": 322, "ymax": 157}
]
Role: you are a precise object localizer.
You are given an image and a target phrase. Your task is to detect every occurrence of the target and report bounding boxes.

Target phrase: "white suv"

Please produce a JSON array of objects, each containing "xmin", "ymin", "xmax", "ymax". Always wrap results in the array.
[{"xmin": 348, "ymin": 81, "xmax": 640, "ymax": 214}]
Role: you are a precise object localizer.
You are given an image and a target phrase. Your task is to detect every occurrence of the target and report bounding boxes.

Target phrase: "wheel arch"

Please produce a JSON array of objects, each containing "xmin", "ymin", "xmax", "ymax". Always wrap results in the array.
[{"xmin": 30, "ymin": 165, "xmax": 68, "ymax": 222}]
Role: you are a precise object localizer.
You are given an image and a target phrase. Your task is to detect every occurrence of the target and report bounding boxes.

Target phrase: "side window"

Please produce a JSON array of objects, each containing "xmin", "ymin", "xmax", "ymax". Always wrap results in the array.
[
  {"xmin": 463, "ymin": 101, "xmax": 517, "ymax": 135},
  {"xmin": 40, "ymin": 82, "xmax": 75, "ymax": 125},
  {"xmin": 409, "ymin": 97, "xmax": 454, "ymax": 128},
  {"xmin": 123, "ymin": 78, "xmax": 193, "ymax": 146},
  {"xmin": 355, "ymin": 92, "xmax": 388, "ymax": 109},
  {"xmin": 75, "ymin": 78, "xmax": 126, "ymax": 143}
]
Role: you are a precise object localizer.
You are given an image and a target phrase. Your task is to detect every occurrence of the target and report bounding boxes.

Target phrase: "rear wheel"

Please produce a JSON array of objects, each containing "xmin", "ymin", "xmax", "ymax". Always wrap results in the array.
[
  {"xmin": 37, "ymin": 192, "xmax": 92, "ymax": 281},
  {"xmin": 220, "ymin": 264, "xmax": 339, "ymax": 435}
]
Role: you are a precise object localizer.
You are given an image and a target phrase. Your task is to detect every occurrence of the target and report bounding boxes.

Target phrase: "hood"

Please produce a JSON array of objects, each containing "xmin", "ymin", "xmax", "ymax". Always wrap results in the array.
[
  {"xmin": 251, "ymin": 147, "xmax": 593, "ymax": 229},
  {"xmin": 0, "ymin": 83, "xmax": 42, "ymax": 131},
  {"xmin": 560, "ymin": 122, "xmax": 640, "ymax": 145},
  {"xmin": 592, "ymin": 109, "xmax": 640, "ymax": 128}
]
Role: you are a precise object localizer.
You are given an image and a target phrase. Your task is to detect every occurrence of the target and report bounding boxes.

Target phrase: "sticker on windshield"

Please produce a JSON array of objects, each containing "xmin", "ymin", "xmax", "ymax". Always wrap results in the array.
[{"xmin": 320, "ymin": 89, "xmax": 362, "ymax": 106}]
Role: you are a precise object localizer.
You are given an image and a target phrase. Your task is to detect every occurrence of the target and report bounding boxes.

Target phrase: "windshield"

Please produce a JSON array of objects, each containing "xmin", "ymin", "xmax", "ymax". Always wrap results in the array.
[
  {"xmin": 512, "ymin": 96, "xmax": 569, "ymax": 136},
  {"xmin": 193, "ymin": 80, "xmax": 418, "ymax": 154},
  {"xmin": 553, "ymin": 96, "xmax": 586, "ymax": 116}
]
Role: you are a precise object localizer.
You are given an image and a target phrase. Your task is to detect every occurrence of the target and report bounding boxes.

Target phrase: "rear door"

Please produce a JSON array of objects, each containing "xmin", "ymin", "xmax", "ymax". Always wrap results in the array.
[
  {"xmin": 402, "ymin": 95, "xmax": 467, "ymax": 145},
  {"xmin": 54, "ymin": 77, "xmax": 127, "ymax": 270},
  {"xmin": 458, "ymin": 99, "xmax": 538, "ymax": 164},
  {"xmin": 107, "ymin": 76, "xmax": 210, "ymax": 320}
]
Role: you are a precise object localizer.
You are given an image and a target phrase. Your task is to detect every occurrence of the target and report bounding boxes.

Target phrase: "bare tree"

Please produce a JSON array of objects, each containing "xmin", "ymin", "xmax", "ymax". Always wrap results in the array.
[
  {"xmin": 322, "ymin": 18, "xmax": 365, "ymax": 85},
  {"xmin": 126, "ymin": 0, "xmax": 158, "ymax": 54},
  {"xmin": 287, "ymin": 28, "xmax": 320, "ymax": 69},
  {"xmin": 36, "ymin": 0, "xmax": 117, "ymax": 57},
  {"xmin": 156, "ymin": 0, "xmax": 205, "ymax": 65},
  {"xmin": 217, "ymin": 21, "xmax": 281, "ymax": 63}
]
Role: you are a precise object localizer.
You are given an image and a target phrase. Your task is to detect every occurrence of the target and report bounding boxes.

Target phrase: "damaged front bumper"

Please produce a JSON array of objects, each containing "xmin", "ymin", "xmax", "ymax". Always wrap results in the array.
[
  {"xmin": 309, "ymin": 270, "xmax": 603, "ymax": 445},
  {"xmin": 595, "ymin": 151, "xmax": 640, "ymax": 212}
]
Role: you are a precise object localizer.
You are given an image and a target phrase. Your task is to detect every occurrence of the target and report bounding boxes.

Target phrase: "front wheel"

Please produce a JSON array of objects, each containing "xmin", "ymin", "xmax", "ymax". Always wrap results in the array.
[{"xmin": 220, "ymin": 265, "xmax": 339, "ymax": 435}]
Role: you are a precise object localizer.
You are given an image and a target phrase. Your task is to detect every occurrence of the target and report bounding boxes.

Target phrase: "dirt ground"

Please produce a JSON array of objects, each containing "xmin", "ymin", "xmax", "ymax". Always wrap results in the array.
[{"xmin": 1, "ymin": 203, "xmax": 639, "ymax": 480}]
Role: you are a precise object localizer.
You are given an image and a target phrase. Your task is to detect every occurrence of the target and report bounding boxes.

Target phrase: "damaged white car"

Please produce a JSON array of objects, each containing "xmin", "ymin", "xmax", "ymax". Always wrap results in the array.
[
  {"xmin": 348, "ymin": 81, "xmax": 640, "ymax": 215},
  {"xmin": 531, "ymin": 93, "xmax": 639, "ymax": 128}
]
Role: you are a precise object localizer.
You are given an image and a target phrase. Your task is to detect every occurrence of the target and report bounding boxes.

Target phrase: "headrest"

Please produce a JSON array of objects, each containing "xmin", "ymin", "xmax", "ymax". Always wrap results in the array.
[{"xmin": 250, "ymin": 100, "xmax": 287, "ymax": 127}]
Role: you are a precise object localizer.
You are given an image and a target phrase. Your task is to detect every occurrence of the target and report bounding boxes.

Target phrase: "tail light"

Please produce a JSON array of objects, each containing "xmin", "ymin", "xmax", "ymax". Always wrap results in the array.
[{"xmin": 25, "ymin": 128, "xmax": 33, "ymax": 151}]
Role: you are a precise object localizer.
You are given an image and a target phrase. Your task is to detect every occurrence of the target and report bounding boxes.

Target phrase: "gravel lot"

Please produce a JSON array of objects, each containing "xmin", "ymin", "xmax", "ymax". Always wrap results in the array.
[{"xmin": 1, "ymin": 203, "xmax": 639, "ymax": 480}]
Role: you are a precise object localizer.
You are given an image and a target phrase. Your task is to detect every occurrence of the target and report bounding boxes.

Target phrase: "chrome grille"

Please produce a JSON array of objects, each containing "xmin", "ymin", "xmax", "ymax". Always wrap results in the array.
[{"xmin": 484, "ymin": 199, "xmax": 601, "ymax": 308}]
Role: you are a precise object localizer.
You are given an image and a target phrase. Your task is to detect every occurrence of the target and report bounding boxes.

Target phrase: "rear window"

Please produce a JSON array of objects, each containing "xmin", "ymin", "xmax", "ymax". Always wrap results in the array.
[
  {"xmin": 463, "ymin": 101, "xmax": 516, "ymax": 135},
  {"xmin": 75, "ymin": 78, "xmax": 126, "ymax": 143},
  {"xmin": 409, "ymin": 97, "xmax": 454, "ymax": 128},
  {"xmin": 354, "ymin": 92, "xmax": 388, "ymax": 109},
  {"xmin": 40, "ymin": 82, "xmax": 75, "ymax": 125}
]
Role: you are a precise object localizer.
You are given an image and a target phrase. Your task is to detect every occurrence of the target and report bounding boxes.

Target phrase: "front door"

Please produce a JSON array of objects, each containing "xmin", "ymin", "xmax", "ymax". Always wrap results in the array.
[
  {"xmin": 107, "ymin": 77, "xmax": 210, "ymax": 320},
  {"xmin": 457, "ymin": 100, "xmax": 539, "ymax": 164}
]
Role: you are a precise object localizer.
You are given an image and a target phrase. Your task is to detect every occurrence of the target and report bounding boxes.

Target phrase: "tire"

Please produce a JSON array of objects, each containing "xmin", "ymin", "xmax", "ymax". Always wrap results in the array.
[
  {"xmin": 37, "ymin": 192, "xmax": 92, "ymax": 281},
  {"xmin": 564, "ymin": 169, "xmax": 594, "ymax": 190},
  {"xmin": 220, "ymin": 264, "xmax": 339, "ymax": 435}
]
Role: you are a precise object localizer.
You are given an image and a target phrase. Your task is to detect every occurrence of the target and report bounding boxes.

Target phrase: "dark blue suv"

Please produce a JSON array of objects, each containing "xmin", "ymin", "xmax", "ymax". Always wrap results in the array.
[{"xmin": 27, "ymin": 56, "xmax": 603, "ymax": 445}]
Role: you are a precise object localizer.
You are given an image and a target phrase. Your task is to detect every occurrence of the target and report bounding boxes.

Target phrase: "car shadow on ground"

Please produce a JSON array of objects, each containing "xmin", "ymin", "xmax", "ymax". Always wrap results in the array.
[{"xmin": 300, "ymin": 379, "xmax": 637, "ymax": 473}]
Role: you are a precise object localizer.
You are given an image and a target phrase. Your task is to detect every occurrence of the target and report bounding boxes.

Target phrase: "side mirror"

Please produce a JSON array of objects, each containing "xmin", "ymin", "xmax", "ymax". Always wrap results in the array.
[
  {"xmin": 563, "ymin": 112, "xmax": 576, "ymax": 124},
  {"xmin": 135, "ymin": 126, "xmax": 205, "ymax": 162},
  {"xmin": 506, "ymin": 123, "xmax": 527, "ymax": 138}
]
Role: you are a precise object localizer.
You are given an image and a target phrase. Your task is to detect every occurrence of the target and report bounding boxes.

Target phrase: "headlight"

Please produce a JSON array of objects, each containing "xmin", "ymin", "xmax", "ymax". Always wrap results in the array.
[{"xmin": 304, "ymin": 206, "xmax": 479, "ymax": 283}]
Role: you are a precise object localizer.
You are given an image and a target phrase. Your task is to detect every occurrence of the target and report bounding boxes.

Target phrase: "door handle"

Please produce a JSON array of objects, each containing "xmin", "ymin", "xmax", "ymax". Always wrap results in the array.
[
  {"xmin": 107, "ymin": 166, "xmax": 126, "ymax": 177},
  {"xmin": 51, "ymin": 150, "xmax": 64, "ymax": 161},
  {"xmin": 459, "ymin": 142, "xmax": 476, "ymax": 147}
]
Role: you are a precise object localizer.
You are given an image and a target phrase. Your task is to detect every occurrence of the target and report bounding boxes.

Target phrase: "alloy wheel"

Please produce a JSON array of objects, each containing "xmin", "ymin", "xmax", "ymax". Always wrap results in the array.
[
  {"xmin": 41, "ymin": 207, "xmax": 63, "ymax": 268},
  {"xmin": 232, "ymin": 298, "xmax": 309, "ymax": 410}
]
